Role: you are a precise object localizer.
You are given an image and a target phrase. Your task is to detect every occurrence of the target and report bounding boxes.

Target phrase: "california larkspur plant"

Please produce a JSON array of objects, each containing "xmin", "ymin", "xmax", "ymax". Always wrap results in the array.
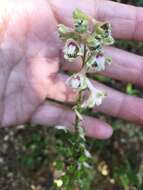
[{"xmin": 54, "ymin": 9, "xmax": 114, "ymax": 189}]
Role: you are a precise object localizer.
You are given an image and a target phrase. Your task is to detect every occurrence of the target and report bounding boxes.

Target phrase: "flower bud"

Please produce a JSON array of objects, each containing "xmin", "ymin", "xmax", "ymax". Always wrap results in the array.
[
  {"xmin": 58, "ymin": 24, "xmax": 70, "ymax": 36},
  {"xmin": 73, "ymin": 9, "xmax": 88, "ymax": 33},
  {"xmin": 74, "ymin": 19, "xmax": 88, "ymax": 33}
]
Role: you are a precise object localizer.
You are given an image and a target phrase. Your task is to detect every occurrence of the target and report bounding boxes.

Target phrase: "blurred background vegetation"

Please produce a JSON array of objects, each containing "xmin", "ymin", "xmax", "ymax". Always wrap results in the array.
[{"xmin": 0, "ymin": 0, "xmax": 143, "ymax": 190}]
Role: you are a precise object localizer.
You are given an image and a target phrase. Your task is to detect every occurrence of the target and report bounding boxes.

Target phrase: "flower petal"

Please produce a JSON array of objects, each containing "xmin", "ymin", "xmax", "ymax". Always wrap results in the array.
[
  {"xmin": 66, "ymin": 74, "xmax": 88, "ymax": 91},
  {"xmin": 63, "ymin": 39, "xmax": 80, "ymax": 62},
  {"xmin": 81, "ymin": 79, "xmax": 105, "ymax": 108}
]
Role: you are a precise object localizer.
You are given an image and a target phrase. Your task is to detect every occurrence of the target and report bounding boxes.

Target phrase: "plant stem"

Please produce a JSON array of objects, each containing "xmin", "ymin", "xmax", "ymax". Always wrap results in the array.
[
  {"xmin": 75, "ymin": 90, "xmax": 83, "ymax": 131},
  {"xmin": 75, "ymin": 44, "xmax": 87, "ymax": 132}
]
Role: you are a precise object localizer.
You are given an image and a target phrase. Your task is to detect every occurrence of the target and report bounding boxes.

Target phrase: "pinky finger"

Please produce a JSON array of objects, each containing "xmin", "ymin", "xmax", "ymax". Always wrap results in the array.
[{"xmin": 31, "ymin": 101, "xmax": 113, "ymax": 139}]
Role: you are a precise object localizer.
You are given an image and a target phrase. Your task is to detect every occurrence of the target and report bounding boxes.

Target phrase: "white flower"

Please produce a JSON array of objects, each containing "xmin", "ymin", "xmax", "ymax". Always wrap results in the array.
[
  {"xmin": 66, "ymin": 74, "xmax": 88, "ymax": 91},
  {"xmin": 81, "ymin": 79, "xmax": 105, "ymax": 108},
  {"xmin": 63, "ymin": 39, "xmax": 80, "ymax": 61},
  {"xmin": 95, "ymin": 54, "xmax": 106, "ymax": 71},
  {"xmin": 86, "ymin": 53, "xmax": 108, "ymax": 72},
  {"xmin": 81, "ymin": 89, "xmax": 104, "ymax": 108},
  {"xmin": 96, "ymin": 23, "xmax": 114, "ymax": 45}
]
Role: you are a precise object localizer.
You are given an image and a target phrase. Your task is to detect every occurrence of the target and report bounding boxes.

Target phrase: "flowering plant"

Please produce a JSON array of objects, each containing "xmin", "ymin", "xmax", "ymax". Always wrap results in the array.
[{"xmin": 54, "ymin": 9, "xmax": 114, "ymax": 189}]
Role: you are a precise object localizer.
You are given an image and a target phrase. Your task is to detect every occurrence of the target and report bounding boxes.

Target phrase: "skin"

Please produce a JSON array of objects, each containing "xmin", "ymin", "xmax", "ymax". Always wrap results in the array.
[{"xmin": 0, "ymin": 0, "xmax": 143, "ymax": 139}]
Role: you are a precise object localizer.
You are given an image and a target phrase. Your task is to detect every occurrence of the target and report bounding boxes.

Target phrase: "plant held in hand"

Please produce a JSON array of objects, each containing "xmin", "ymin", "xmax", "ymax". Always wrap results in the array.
[{"xmin": 54, "ymin": 9, "xmax": 114, "ymax": 189}]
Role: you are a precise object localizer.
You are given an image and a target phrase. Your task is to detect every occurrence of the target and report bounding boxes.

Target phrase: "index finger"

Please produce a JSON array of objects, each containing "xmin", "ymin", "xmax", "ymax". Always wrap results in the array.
[{"xmin": 50, "ymin": 0, "xmax": 143, "ymax": 41}]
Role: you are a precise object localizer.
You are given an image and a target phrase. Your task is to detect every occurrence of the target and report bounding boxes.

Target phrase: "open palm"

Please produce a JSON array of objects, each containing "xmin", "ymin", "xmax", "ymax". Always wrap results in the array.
[{"xmin": 0, "ymin": 0, "xmax": 143, "ymax": 139}]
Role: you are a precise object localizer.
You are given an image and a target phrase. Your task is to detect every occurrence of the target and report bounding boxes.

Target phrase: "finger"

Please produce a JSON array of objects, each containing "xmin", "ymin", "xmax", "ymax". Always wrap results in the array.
[
  {"xmin": 91, "ymin": 80, "xmax": 143, "ymax": 126},
  {"xmin": 50, "ymin": 0, "xmax": 143, "ymax": 40},
  {"xmin": 53, "ymin": 74, "xmax": 143, "ymax": 126},
  {"xmin": 95, "ymin": 0, "xmax": 143, "ymax": 41},
  {"xmin": 101, "ymin": 47, "xmax": 143, "ymax": 86},
  {"xmin": 31, "ymin": 101, "xmax": 113, "ymax": 139},
  {"xmin": 61, "ymin": 46, "xmax": 143, "ymax": 87}
]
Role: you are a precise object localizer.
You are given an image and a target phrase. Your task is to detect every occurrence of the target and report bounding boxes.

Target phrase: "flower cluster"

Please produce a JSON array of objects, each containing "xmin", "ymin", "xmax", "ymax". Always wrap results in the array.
[
  {"xmin": 58, "ymin": 9, "xmax": 114, "ymax": 110},
  {"xmin": 67, "ymin": 75, "xmax": 105, "ymax": 109}
]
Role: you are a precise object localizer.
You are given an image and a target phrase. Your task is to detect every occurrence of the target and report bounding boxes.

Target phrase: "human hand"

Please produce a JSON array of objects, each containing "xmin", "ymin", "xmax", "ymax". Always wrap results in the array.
[{"xmin": 0, "ymin": 0, "xmax": 143, "ymax": 139}]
